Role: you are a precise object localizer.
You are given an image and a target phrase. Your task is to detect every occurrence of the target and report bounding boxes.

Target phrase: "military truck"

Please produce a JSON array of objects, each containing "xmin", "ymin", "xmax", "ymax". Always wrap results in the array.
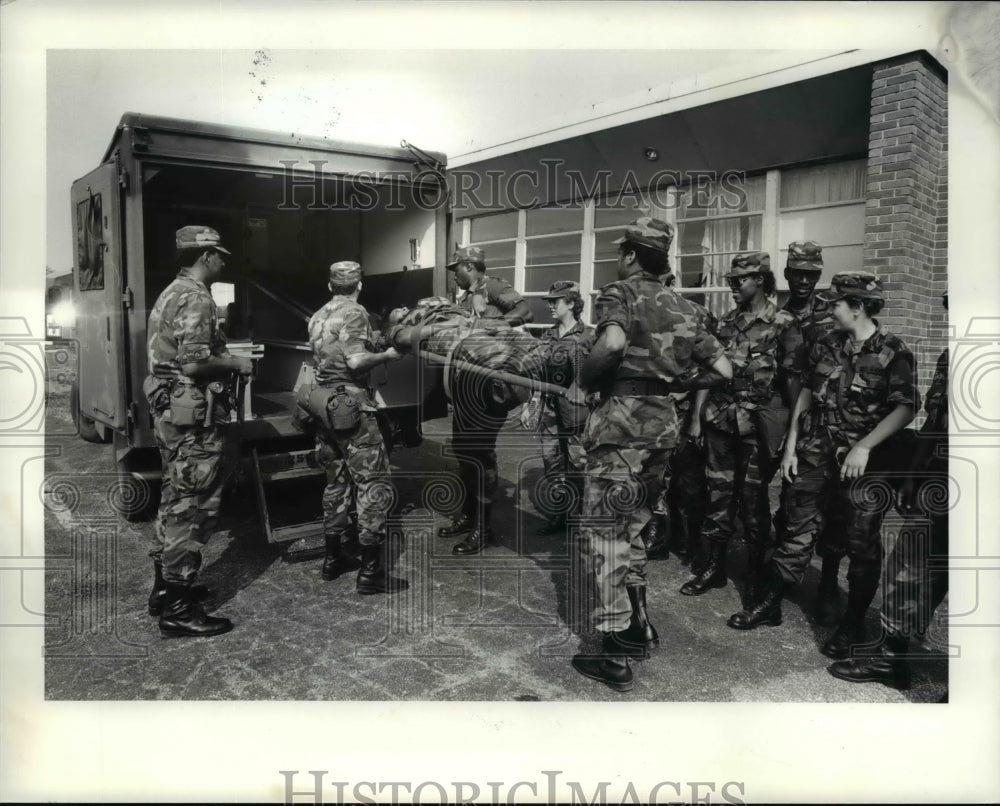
[{"xmin": 69, "ymin": 113, "xmax": 449, "ymax": 555}]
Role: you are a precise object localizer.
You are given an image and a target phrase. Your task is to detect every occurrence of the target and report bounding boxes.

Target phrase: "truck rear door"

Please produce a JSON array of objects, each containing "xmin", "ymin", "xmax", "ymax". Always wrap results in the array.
[{"xmin": 71, "ymin": 163, "xmax": 127, "ymax": 430}]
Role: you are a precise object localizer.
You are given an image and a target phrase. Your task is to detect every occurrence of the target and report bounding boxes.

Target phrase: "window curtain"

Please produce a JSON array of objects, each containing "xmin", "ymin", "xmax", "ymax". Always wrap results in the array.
[{"xmin": 780, "ymin": 160, "xmax": 867, "ymax": 208}]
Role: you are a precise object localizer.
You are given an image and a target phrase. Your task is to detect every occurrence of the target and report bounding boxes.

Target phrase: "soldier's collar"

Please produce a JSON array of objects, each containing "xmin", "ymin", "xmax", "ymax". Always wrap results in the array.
[{"xmin": 176, "ymin": 267, "xmax": 208, "ymax": 291}]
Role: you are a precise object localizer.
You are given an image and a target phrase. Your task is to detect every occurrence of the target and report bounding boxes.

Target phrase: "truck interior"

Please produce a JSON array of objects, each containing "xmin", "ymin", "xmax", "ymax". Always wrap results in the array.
[
  {"xmin": 139, "ymin": 161, "xmax": 442, "ymax": 424},
  {"xmin": 137, "ymin": 161, "xmax": 446, "ymax": 552}
]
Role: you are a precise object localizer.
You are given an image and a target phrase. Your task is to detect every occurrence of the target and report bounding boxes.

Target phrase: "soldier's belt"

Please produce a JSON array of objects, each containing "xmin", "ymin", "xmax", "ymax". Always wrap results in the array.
[
  {"xmin": 316, "ymin": 382, "xmax": 371, "ymax": 397},
  {"xmin": 609, "ymin": 378, "xmax": 677, "ymax": 397}
]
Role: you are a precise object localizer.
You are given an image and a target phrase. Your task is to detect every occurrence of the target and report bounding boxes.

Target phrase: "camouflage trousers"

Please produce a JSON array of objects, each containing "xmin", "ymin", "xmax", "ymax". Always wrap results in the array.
[
  {"xmin": 653, "ymin": 437, "xmax": 708, "ymax": 526},
  {"xmin": 580, "ymin": 444, "xmax": 670, "ymax": 633},
  {"xmin": 317, "ymin": 411, "xmax": 391, "ymax": 548},
  {"xmin": 772, "ymin": 434, "xmax": 885, "ymax": 586},
  {"xmin": 449, "ymin": 378, "xmax": 508, "ymax": 520},
  {"xmin": 881, "ymin": 464, "xmax": 949, "ymax": 638},
  {"xmin": 538, "ymin": 403, "xmax": 587, "ymax": 520},
  {"xmin": 151, "ymin": 415, "xmax": 227, "ymax": 584},
  {"xmin": 702, "ymin": 423, "xmax": 771, "ymax": 549}
]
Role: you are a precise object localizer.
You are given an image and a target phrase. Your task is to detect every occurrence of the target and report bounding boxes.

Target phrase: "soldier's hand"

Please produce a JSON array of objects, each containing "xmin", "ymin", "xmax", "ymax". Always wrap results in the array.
[
  {"xmin": 840, "ymin": 445, "xmax": 870, "ymax": 481},
  {"xmin": 780, "ymin": 450, "xmax": 798, "ymax": 483},
  {"xmin": 383, "ymin": 347, "xmax": 404, "ymax": 363},
  {"xmin": 689, "ymin": 418, "xmax": 703, "ymax": 444},
  {"xmin": 563, "ymin": 382, "xmax": 586, "ymax": 407},
  {"xmin": 234, "ymin": 357, "xmax": 254, "ymax": 376}
]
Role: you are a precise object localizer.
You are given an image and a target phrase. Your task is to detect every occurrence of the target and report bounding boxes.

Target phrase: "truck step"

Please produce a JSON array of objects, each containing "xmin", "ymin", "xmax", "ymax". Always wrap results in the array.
[{"xmin": 251, "ymin": 447, "xmax": 328, "ymax": 561}]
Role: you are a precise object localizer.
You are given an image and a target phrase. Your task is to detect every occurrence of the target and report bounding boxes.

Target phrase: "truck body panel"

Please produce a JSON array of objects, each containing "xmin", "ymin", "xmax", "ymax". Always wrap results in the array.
[{"xmin": 70, "ymin": 113, "xmax": 451, "ymax": 539}]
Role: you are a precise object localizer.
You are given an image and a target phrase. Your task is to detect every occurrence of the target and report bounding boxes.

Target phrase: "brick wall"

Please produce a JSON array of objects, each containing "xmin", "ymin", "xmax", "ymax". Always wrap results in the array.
[{"xmin": 865, "ymin": 52, "xmax": 948, "ymax": 396}]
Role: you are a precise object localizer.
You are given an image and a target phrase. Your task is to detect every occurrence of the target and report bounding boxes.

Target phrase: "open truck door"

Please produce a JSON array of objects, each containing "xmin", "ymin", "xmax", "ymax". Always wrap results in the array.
[{"xmin": 71, "ymin": 163, "xmax": 128, "ymax": 434}]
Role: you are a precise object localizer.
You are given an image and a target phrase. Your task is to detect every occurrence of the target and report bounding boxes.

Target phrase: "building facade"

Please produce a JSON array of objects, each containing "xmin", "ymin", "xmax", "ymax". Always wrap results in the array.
[{"xmin": 446, "ymin": 51, "xmax": 947, "ymax": 391}]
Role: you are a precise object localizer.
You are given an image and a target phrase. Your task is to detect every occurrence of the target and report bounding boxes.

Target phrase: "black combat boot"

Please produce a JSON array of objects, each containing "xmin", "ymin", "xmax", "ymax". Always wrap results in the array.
[
  {"xmin": 148, "ymin": 561, "xmax": 210, "ymax": 617},
  {"xmin": 321, "ymin": 535, "xmax": 363, "ymax": 581},
  {"xmin": 452, "ymin": 504, "xmax": 497, "ymax": 556},
  {"xmin": 571, "ymin": 632, "xmax": 637, "ymax": 692},
  {"xmin": 356, "ymin": 543, "xmax": 409, "ymax": 595},
  {"xmin": 815, "ymin": 556, "xmax": 844, "ymax": 626},
  {"xmin": 438, "ymin": 512, "xmax": 474, "ymax": 539},
  {"xmin": 641, "ymin": 512, "xmax": 671, "ymax": 559},
  {"xmin": 828, "ymin": 633, "xmax": 912, "ymax": 689},
  {"xmin": 741, "ymin": 544, "xmax": 768, "ymax": 609},
  {"xmin": 158, "ymin": 583, "xmax": 233, "ymax": 638},
  {"xmin": 821, "ymin": 569, "xmax": 880, "ymax": 659},
  {"xmin": 727, "ymin": 566, "xmax": 787, "ymax": 630},
  {"xmin": 618, "ymin": 584, "xmax": 659, "ymax": 652},
  {"xmin": 680, "ymin": 541, "xmax": 727, "ymax": 595}
]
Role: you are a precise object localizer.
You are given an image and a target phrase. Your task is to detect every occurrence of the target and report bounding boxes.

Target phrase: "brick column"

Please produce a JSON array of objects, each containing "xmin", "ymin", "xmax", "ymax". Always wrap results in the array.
[{"xmin": 865, "ymin": 52, "xmax": 948, "ymax": 349}]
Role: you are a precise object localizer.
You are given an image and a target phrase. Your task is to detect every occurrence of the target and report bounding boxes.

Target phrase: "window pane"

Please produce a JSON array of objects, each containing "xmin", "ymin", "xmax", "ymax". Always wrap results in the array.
[
  {"xmin": 526, "ymin": 233, "xmax": 581, "ymax": 267},
  {"xmin": 677, "ymin": 253, "xmax": 736, "ymax": 290},
  {"xmin": 594, "ymin": 233, "xmax": 622, "ymax": 262},
  {"xmin": 524, "ymin": 263, "xmax": 581, "ymax": 293},
  {"xmin": 780, "ymin": 160, "xmax": 867, "ymax": 208},
  {"xmin": 678, "ymin": 174, "xmax": 765, "ymax": 218},
  {"xmin": 594, "ymin": 201, "xmax": 652, "ymax": 230},
  {"xmin": 525, "ymin": 205, "xmax": 583, "ymax": 236},
  {"xmin": 677, "ymin": 216, "xmax": 763, "ymax": 262},
  {"xmin": 487, "ymin": 267, "xmax": 515, "ymax": 286},
  {"xmin": 779, "ymin": 204, "xmax": 864, "ymax": 247},
  {"xmin": 594, "ymin": 260, "xmax": 618, "ymax": 289},
  {"xmin": 471, "ymin": 239, "xmax": 516, "ymax": 267},
  {"xmin": 470, "ymin": 211, "xmax": 518, "ymax": 242}
]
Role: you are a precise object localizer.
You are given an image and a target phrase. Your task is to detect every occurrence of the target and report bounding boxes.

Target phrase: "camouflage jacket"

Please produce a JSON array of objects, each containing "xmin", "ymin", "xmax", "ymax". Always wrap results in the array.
[
  {"xmin": 704, "ymin": 299, "xmax": 797, "ymax": 434},
  {"xmin": 457, "ymin": 275, "xmax": 525, "ymax": 319},
  {"xmin": 782, "ymin": 295, "xmax": 837, "ymax": 377},
  {"xmin": 585, "ymin": 271, "xmax": 724, "ymax": 451},
  {"xmin": 146, "ymin": 268, "xmax": 228, "ymax": 380},
  {"xmin": 308, "ymin": 295, "xmax": 377, "ymax": 407},
  {"xmin": 922, "ymin": 348, "xmax": 948, "ymax": 434},
  {"xmin": 527, "ymin": 319, "xmax": 596, "ymax": 432},
  {"xmin": 673, "ymin": 299, "xmax": 717, "ymax": 431},
  {"xmin": 805, "ymin": 325, "xmax": 918, "ymax": 447}
]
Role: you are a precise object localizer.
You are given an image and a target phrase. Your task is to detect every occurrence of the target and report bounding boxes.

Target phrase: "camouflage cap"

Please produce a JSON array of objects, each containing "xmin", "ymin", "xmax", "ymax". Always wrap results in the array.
[
  {"xmin": 725, "ymin": 251, "xmax": 772, "ymax": 279},
  {"xmin": 328, "ymin": 260, "xmax": 362, "ymax": 285},
  {"xmin": 786, "ymin": 241, "xmax": 823, "ymax": 272},
  {"xmin": 613, "ymin": 217, "xmax": 674, "ymax": 254},
  {"xmin": 445, "ymin": 245, "xmax": 486, "ymax": 270},
  {"xmin": 176, "ymin": 225, "xmax": 231, "ymax": 255},
  {"xmin": 541, "ymin": 280, "xmax": 582, "ymax": 300},
  {"xmin": 816, "ymin": 272, "xmax": 884, "ymax": 303}
]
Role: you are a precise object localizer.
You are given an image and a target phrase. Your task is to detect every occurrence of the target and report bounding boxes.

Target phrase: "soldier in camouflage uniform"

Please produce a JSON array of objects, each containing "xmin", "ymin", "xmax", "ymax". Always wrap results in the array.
[
  {"xmin": 521, "ymin": 281, "xmax": 595, "ymax": 536},
  {"xmin": 778, "ymin": 241, "xmax": 848, "ymax": 625},
  {"xmin": 448, "ymin": 244, "xmax": 532, "ymax": 325},
  {"xmin": 830, "ymin": 291, "xmax": 949, "ymax": 689},
  {"xmin": 438, "ymin": 245, "xmax": 534, "ymax": 554},
  {"xmin": 729, "ymin": 273, "xmax": 917, "ymax": 663},
  {"xmin": 143, "ymin": 226, "xmax": 253, "ymax": 638},
  {"xmin": 571, "ymin": 218, "xmax": 731, "ymax": 692},
  {"xmin": 681, "ymin": 253, "xmax": 798, "ymax": 605},
  {"xmin": 306, "ymin": 261, "xmax": 408, "ymax": 594},
  {"xmin": 640, "ymin": 272, "xmax": 717, "ymax": 565}
]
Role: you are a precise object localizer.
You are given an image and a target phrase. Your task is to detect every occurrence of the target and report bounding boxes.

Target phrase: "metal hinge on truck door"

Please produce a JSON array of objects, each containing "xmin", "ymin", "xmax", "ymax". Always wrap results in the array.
[
  {"xmin": 122, "ymin": 288, "xmax": 134, "ymax": 310},
  {"xmin": 114, "ymin": 149, "xmax": 130, "ymax": 191}
]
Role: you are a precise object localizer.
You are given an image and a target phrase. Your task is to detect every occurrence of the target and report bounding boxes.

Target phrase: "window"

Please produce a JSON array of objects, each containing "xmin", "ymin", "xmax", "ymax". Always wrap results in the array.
[
  {"xmin": 777, "ymin": 160, "xmax": 866, "ymax": 287},
  {"xmin": 453, "ymin": 158, "xmax": 868, "ymax": 329},
  {"xmin": 76, "ymin": 194, "xmax": 105, "ymax": 291},
  {"xmin": 675, "ymin": 174, "xmax": 765, "ymax": 317}
]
